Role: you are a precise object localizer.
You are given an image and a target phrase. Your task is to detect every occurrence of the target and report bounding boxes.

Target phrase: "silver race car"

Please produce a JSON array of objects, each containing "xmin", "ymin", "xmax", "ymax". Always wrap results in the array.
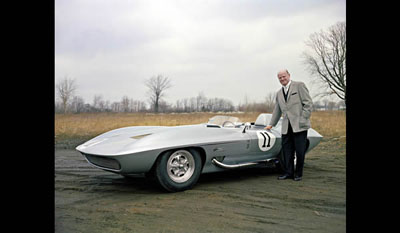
[{"xmin": 76, "ymin": 113, "xmax": 322, "ymax": 192}]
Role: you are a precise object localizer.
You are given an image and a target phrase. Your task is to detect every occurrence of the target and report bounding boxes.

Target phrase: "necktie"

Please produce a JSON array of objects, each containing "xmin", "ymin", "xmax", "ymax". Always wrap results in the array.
[{"xmin": 282, "ymin": 87, "xmax": 288, "ymax": 101}]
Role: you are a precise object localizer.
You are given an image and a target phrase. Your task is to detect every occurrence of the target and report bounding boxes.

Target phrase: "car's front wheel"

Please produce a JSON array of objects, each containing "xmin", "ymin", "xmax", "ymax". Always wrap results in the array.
[{"xmin": 155, "ymin": 149, "xmax": 202, "ymax": 192}]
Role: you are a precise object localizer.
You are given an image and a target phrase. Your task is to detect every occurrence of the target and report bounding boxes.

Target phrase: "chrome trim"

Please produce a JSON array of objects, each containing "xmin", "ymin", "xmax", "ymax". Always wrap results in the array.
[
  {"xmin": 166, "ymin": 150, "xmax": 195, "ymax": 183},
  {"xmin": 211, "ymin": 157, "xmax": 275, "ymax": 169}
]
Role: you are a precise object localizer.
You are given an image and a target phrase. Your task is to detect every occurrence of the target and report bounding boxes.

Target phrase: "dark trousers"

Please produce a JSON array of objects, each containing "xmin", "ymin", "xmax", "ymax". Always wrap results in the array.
[{"xmin": 281, "ymin": 121, "xmax": 308, "ymax": 177}]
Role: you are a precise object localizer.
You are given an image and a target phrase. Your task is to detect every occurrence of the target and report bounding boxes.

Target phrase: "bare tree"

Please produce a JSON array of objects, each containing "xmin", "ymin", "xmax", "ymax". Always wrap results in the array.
[
  {"xmin": 183, "ymin": 98, "xmax": 189, "ymax": 112},
  {"xmin": 302, "ymin": 21, "xmax": 346, "ymax": 103},
  {"xmin": 145, "ymin": 74, "xmax": 172, "ymax": 113},
  {"xmin": 71, "ymin": 96, "xmax": 85, "ymax": 113},
  {"xmin": 56, "ymin": 76, "xmax": 77, "ymax": 113},
  {"xmin": 92, "ymin": 94, "xmax": 107, "ymax": 112},
  {"xmin": 121, "ymin": 96, "xmax": 130, "ymax": 112},
  {"xmin": 111, "ymin": 101, "xmax": 121, "ymax": 112},
  {"xmin": 196, "ymin": 92, "xmax": 207, "ymax": 112}
]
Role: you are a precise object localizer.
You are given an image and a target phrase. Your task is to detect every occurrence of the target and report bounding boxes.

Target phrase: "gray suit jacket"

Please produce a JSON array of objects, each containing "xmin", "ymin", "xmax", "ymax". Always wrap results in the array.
[{"xmin": 269, "ymin": 81, "xmax": 313, "ymax": 134}]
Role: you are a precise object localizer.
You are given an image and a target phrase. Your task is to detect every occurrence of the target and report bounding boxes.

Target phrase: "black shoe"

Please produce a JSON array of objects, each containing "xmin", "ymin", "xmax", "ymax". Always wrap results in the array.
[
  {"xmin": 278, "ymin": 174, "xmax": 293, "ymax": 180},
  {"xmin": 293, "ymin": 176, "xmax": 302, "ymax": 181}
]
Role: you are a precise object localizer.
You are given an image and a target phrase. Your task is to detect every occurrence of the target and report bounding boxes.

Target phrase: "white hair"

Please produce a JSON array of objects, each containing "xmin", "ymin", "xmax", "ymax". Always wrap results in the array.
[{"xmin": 277, "ymin": 69, "xmax": 290, "ymax": 76}]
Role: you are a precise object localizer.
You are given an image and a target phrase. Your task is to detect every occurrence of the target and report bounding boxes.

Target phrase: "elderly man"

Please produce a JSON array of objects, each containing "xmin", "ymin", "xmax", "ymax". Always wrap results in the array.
[{"xmin": 265, "ymin": 69, "xmax": 313, "ymax": 181}]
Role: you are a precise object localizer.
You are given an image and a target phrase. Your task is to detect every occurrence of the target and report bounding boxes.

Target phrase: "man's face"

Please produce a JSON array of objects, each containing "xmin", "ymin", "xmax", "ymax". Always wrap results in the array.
[{"xmin": 277, "ymin": 71, "xmax": 290, "ymax": 86}]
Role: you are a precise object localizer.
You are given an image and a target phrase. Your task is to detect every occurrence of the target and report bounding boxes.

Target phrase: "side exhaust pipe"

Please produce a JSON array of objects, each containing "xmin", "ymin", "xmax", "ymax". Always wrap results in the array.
[{"xmin": 211, "ymin": 157, "xmax": 276, "ymax": 169}]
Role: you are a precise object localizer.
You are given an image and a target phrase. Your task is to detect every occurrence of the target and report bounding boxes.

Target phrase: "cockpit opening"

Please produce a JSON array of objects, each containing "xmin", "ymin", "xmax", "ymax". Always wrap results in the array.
[{"xmin": 206, "ymin": 115, "xmax": 241, "ymax": 128}]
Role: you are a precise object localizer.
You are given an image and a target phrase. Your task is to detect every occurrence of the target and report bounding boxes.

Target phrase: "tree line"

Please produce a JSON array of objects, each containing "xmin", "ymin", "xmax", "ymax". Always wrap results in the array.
[
  {"xmin": 55, "ymin": 77, "xmax": 344, "ymax": 114},
  {"xmin": 54, "ymin": 81, "xmax": 275, "ymax": 114},
  {"xmin": 55, "ymin": 74, "xmax": 279, "ymax": 114}
]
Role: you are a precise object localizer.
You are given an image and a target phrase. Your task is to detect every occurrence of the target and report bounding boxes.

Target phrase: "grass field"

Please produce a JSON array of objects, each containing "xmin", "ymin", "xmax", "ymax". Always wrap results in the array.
[{"xmin": 55, "ymin": 111, "xmax": 345, "ymax": 147}]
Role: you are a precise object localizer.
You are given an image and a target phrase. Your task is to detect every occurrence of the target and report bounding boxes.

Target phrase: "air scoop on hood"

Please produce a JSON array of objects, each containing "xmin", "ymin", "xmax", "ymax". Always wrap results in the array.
[{"xmin": 130, "ymin": 133, "xmax": 152, "ymax": 140}]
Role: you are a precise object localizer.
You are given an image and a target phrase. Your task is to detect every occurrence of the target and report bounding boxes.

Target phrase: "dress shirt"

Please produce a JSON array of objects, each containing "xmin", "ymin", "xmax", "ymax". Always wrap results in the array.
[{"xmin": 283, "ymin": 80, "xmax": 292, "ymax": 95}]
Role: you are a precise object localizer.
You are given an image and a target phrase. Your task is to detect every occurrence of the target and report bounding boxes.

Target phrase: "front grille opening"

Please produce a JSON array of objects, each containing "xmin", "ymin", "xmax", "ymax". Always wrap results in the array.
[{"xmin": 84, "ymin": 154, "xmax": 121, "ymax": 170}]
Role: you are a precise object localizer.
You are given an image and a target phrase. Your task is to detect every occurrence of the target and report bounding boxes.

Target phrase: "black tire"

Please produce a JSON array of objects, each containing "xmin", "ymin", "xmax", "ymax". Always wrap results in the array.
[{"xmin": 155, "ymin": 149, "xmax": 202, "ymax": 192}]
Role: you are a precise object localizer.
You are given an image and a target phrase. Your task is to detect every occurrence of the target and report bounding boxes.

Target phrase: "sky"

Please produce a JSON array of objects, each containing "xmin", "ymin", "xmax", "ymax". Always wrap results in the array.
[{"xmin": 55, "ymin": 0, "xmax": 346, "ymax": 106}]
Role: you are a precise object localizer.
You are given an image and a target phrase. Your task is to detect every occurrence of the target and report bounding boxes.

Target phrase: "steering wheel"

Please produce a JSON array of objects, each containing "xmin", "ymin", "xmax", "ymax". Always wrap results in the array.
[{"xmin": 222, "ymin": 121, "xmax": 235, "ymax": 127}]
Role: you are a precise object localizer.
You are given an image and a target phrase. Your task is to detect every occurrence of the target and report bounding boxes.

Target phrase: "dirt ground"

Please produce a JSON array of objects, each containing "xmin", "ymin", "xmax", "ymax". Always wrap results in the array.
[{"xmin": 55, "ymin": 138, "xmax": 345, "ymax": 233}]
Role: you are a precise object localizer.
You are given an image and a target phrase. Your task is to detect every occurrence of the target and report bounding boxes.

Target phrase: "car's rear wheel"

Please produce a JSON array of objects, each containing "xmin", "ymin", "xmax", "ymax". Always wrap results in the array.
[{"xmin": 155, "ymin": 149, "xmax": 202, "ymax": 192}]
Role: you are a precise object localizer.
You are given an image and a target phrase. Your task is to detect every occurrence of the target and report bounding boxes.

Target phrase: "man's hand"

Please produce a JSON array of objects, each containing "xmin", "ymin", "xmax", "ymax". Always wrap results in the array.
[{"xmin": 264, "ymin": 125, "xmax": 272, "ymax": 130}]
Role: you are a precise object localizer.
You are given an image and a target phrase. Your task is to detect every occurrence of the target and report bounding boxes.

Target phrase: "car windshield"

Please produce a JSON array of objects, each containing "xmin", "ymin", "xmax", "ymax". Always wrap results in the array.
[{"xmin": 207, "ymin": 115, "xmax": 240, "ymax": 127}]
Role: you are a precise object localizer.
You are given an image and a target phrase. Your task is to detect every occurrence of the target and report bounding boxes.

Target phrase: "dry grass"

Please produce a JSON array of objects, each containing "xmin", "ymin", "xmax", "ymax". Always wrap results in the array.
[
  {"xmin": 309, "ymin": 110, "xmax": 346, "ymax": 139},
  {"xmin": 55, "ymin": 111, "xmax": 345, "ymax": 143}
]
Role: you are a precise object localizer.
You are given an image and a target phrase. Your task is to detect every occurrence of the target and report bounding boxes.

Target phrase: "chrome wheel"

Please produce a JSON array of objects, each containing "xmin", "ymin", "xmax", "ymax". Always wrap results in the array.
[{"xmin": 167, "ymin": 150, "xmax": 195, "ymax": 183}]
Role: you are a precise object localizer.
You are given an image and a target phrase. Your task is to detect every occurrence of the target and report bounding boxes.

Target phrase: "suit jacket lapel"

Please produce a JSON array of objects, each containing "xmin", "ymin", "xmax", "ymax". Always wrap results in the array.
[{"xmin": 286, "ymin": 81, "xmax": 295, "ymax": 102}]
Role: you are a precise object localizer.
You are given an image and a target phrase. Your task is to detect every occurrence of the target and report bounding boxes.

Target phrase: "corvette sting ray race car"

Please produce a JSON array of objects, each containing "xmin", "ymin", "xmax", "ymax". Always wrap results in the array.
[{"xmin": 76, "ymin": 113, "xmax": 322, "ymax": 192}]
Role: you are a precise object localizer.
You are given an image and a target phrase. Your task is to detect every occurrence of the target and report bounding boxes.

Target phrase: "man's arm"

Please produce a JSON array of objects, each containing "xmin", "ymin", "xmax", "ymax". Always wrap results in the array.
[
  {"xmin": 265, "ymin": 94, "xmax": 281, "ymax": 130},
  {"xmin": 298, "ymin": 82, "xmax": 313, "ymax": 118}
]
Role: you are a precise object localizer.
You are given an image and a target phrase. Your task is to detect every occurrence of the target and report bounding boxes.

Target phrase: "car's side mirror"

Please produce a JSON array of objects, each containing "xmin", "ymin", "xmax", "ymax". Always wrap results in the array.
[{"xmin": 242, "ymin": 122, "xmax": 251, "ymax": 133}]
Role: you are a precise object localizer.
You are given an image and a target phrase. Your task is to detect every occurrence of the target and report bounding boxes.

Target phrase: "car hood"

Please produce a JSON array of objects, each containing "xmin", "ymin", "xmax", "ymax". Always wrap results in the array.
[{"xmin": 76, "ymin": 124, "xmax": 250, "ymax": 156}]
